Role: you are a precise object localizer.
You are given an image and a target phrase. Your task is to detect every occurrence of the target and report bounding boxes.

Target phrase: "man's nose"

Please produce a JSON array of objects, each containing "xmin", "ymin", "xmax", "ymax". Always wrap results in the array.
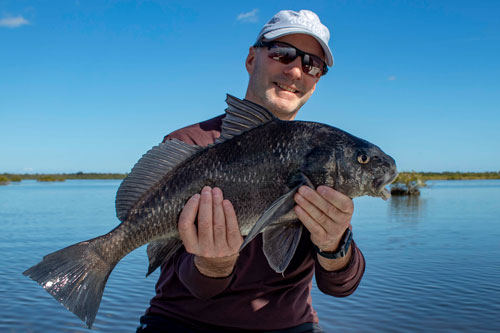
[{"xmin": 282, "ymin": 57, "xmax": 302, "ymax": 80}]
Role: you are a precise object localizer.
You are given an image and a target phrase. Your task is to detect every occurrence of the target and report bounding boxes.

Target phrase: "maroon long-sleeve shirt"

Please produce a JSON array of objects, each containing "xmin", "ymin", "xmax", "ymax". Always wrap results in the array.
[{"xmin": 145, "ymin": 113, "xmax": 365, "ymax": 330}]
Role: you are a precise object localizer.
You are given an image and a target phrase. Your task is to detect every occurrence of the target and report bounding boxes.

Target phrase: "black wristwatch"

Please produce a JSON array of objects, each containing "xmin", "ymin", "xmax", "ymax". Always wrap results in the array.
[{"xmin": 312, "ymin": 228, "xmax": 353, "ymax": 259}]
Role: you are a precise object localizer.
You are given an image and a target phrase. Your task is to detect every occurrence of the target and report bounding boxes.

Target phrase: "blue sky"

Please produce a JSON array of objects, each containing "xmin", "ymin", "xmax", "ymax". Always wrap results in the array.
[{"xmin": 1, "ymin": 0, "xmax": 499, "ymax": 173}]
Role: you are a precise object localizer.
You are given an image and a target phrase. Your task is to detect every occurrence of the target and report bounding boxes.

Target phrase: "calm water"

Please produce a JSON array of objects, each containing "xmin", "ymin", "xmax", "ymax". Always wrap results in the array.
[{"xmin": 1, "ymin": 180, "xmax": 499, "ymax": 332}]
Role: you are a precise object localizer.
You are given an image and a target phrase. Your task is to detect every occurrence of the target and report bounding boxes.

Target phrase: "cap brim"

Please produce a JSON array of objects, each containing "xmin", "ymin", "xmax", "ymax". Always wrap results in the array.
[{"xmin": 263, "ymin": 28, "xmax": 334, "ymax": 67}]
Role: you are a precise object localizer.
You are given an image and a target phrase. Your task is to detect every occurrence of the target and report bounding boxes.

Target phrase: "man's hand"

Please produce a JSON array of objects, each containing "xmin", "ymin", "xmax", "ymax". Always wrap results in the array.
[
  {"xmin": 178, "ymin": 186, "xmax": 243, "ymax": 278},
  {"xmin": 294, "ymin": 185, "xmax": 354, "ymax": 271}
]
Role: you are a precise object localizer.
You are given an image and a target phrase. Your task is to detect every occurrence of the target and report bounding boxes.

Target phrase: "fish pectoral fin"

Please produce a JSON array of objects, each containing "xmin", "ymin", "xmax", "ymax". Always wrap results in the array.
[
  {"xmin": 287, "ymin": 171, "xmax": 315, "ymax": 189},
  {"xmin": 240, "ymin": 185, "xmax": 302, "ymax": 252},
  {"xmin": 263, "ymin": 222, "xmax": 303, "ymax": 274},
  {"xmin": 146, "ymin": 239, "xmax": 183, "ymax": 276}
]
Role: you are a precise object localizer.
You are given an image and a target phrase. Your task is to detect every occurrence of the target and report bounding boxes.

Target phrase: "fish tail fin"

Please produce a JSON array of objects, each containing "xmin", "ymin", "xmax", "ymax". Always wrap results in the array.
[{"xmin": 23, "ymin": 237, "xmax": 117, "ymax": 328}]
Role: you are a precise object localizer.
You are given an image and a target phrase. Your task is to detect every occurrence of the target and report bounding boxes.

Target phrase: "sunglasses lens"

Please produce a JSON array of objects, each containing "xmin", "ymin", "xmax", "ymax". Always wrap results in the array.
[
  {"xmin": 267, "ymin": 43, "xmax": 325, "ymax": 78},
  {"xmin": 268, "ymin": 47, "xmax": 297, "ymax": 65},
  {"xmin": 302, "ymin": 55, "xmax": 323, "ymax": 78}
]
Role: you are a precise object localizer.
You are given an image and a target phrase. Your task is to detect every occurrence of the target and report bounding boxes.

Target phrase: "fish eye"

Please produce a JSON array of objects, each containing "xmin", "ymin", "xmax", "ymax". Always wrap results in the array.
[{"xmin": 357, "ymin": 154, "xmax": 370, "ymax": 164}]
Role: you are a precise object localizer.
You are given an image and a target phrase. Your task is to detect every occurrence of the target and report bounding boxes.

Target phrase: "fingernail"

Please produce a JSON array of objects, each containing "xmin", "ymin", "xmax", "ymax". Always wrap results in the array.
[
  {"xmin": 212, "ymin": 187, "xmax": 222, "ymax": 197},
  {"xmin": 317, "ymin": 186, "xmax": 327, "ymax": 195},
  {"xmin": 298, "ymin": 186, "xmax": 309, "ymax": 195},
  {"xmin": 191, "ymin": 193, "xmax": 201, "ymax": 200},
  {"xmin": 202, "ymin": 186, "xmax": 212, "ymax": 194}
]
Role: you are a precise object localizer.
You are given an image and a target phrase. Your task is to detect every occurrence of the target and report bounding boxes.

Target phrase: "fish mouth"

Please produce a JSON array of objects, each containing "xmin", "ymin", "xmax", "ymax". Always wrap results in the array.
[{"xmin": 373, "ymin": 171, "xmax": 398, "ymax": 201}]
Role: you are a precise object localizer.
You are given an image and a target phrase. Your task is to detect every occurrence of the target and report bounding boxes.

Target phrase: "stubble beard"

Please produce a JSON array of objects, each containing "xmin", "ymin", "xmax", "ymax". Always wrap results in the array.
[
  {"xmin": 263, "ymin": 88, "xmax": 303, "ymax": 120},
  {"xmin": 247, "ymin": 77, "xmax": 305, "ymax": 120}
]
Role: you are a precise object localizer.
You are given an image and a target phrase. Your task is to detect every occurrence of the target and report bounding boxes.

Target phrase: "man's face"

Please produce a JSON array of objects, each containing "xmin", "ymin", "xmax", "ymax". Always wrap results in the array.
[{"xmin": 244, "ymin": 34, "xmax": 325, "ymax": 120}]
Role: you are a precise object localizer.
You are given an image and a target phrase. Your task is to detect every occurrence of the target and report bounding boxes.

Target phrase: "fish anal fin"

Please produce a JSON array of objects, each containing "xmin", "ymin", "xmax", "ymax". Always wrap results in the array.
[{"xmin": 146, "ymin": 239, "xmax": 183, "ymax": 276}]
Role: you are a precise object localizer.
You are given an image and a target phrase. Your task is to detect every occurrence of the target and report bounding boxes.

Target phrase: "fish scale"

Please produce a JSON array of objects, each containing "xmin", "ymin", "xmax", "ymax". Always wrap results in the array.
[{"xmin": 23, "ymin": 95, "xmax": 397, "ymax": 328}]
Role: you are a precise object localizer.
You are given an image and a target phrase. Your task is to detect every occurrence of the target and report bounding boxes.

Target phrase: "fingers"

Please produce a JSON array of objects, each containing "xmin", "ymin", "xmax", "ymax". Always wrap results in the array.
[
  {"xmin": 294, "ymin": 187, "xmax": 348, "ymax": 229},
  {"xmin": 197, "ymin": 187, "xmax": 214, "ymax": 251},
  {"xmin": 294, "ymin": 202, "xmax": 327, "ymax": 237},
  {"xmin": 316, "ymin": 185, "xmax": 354, "ymax": 214},
  {"xmin": 212, "ymin": 187, "xmax": 228, "ymax": 254},
  {"xmin": 178, "ymin": 186, "xmax": 242, "ymax": 258},
  {"xmin": 294, "ymin": 189, "xmax": 330, "ymax": 231},
  {"xmin": 301, "ymin": 186, "xmax": 352, "ymax": 220},
  {"xmin": 294, "ymin": 185, "xmax": 354, "ymax": 250},
  {"xmin": 178, "ymin": 193, "xmax": 201, "ymax": 253}
]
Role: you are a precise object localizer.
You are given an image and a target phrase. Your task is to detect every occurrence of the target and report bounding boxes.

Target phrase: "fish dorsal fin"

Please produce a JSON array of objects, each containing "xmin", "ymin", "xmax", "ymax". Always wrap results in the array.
[
  {"xmin": 215, "ymin": 94, "xmax": 277, "ymax": 143},
  {"xmin": 115, "ymin": 139, "xmax": 201, "ymax": 221}
]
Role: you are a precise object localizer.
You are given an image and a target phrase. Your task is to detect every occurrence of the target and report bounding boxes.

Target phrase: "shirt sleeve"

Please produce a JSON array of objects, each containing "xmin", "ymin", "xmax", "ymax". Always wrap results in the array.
[
  {"xmin": 314, "ymin": 241, "xmax": 366, "ymax": 297},
  {"xmin": 174, "ymin": 250, "xmax": 234, "ymax": 300}
]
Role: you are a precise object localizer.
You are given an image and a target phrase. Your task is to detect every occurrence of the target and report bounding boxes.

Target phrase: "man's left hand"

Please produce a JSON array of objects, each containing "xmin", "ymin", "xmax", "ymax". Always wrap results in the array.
[{"xmin": 294, "ymin": 185, "xmax": 353, "ymax": 270}]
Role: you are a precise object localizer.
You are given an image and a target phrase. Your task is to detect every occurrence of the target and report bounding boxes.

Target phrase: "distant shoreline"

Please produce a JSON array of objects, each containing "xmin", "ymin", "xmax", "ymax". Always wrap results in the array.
[
  {"xmin": 1, "ymin": 171, "xmax": 500, "ymax": 183},
  {"xmin": 0, "ymin": 173, "xmax": 126, "ymax": 183},
  {"xmin": 401, "ymin": 171, "xmax": 500, "ymax": 180}
]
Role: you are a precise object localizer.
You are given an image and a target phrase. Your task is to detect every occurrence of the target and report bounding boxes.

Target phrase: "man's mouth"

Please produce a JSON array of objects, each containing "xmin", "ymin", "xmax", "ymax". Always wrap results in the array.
[{"xmin": 275, "ymin": 82, "xmax": 298, "ymax": 93}]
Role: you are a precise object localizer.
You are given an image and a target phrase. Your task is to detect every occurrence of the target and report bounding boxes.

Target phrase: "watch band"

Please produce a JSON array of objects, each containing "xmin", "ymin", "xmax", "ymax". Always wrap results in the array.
[{"xmin": 312, "ymin": 228, "xmax": 353, "ymax": 259}]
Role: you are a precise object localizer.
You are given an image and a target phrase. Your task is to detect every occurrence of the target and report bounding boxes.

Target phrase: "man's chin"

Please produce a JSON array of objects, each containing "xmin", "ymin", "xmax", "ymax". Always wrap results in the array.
[
  {"xmin": 268, "ymin": 102, "xmax": 300, "ymax": 119},
  {"xmin": 269, "ymin": 92, "xmax": 295, "ymax": 106},
  {"xmin": 253, "ymin": 91, "xmax": 299, "ymax": 119}
]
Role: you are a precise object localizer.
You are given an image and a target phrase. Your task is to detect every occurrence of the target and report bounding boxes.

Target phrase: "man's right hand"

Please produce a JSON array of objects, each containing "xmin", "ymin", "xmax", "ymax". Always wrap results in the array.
[{"xmin": 178, "ymin": 186, "xmax": 243, "ymax": 278}]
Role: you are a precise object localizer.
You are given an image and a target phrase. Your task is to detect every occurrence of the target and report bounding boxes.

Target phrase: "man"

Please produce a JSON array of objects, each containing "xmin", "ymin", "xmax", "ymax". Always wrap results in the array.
[{"xmin": 138, "ymin": 9, "xmax": 365, "ymax": 332}]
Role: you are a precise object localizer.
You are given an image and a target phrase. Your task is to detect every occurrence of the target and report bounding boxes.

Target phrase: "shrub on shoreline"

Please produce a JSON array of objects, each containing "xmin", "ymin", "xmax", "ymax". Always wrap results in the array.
[
  {"xmin": 0, "ymin": 175, "xmax": 10, "ymax": 185},
  {"xmin": 391, "ymin": 172, "xmax": 426, "ymax": 196},
  {"xmin": 37, "ymin": 175, "xmax": 65, "ymax": 182}
]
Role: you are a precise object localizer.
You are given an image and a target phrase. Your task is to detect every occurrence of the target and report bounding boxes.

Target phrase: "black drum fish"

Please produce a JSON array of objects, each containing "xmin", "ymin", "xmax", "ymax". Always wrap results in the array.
[{"xmin": 24, "ymin": 95, "xmax": 397, "ymax": 328}]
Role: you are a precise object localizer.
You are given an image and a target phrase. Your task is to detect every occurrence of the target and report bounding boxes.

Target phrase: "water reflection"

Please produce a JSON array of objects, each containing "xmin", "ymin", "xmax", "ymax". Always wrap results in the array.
[
  {"xmin": 4, "ymin": 180, "xmax": 500, "ymax": 332},
  {"xmin": 388, "ymin": 195, "xmax": 426, "ymax": 223}
]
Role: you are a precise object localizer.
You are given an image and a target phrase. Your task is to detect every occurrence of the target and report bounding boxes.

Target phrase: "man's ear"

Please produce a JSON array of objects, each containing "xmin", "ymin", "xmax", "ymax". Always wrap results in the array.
[{"xmin": 245, "ymin": 46, "xmax": 256, "ymax": 75}]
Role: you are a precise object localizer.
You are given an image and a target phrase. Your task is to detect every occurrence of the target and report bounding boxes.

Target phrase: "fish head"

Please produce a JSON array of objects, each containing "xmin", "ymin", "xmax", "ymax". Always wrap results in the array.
[
  {"xmin": 303, "ymin": 126, "xmax": 398, "ymax": 200},
  {"xmin": 332, "ymin": 132, "xmax": 398, "ymax": 200}
]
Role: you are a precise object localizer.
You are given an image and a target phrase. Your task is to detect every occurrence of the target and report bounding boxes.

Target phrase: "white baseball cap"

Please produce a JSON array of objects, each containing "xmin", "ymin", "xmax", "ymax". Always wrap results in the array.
[{"xmin": 255, "ymin": 9, "xmax": 334, "ymax": 67}]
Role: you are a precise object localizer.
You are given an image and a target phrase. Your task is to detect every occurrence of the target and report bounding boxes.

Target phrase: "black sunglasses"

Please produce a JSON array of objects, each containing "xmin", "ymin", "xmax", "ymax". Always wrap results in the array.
[{"xmin": 254, "ymin": 40, "xmax": 328, "ymax": 78}]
